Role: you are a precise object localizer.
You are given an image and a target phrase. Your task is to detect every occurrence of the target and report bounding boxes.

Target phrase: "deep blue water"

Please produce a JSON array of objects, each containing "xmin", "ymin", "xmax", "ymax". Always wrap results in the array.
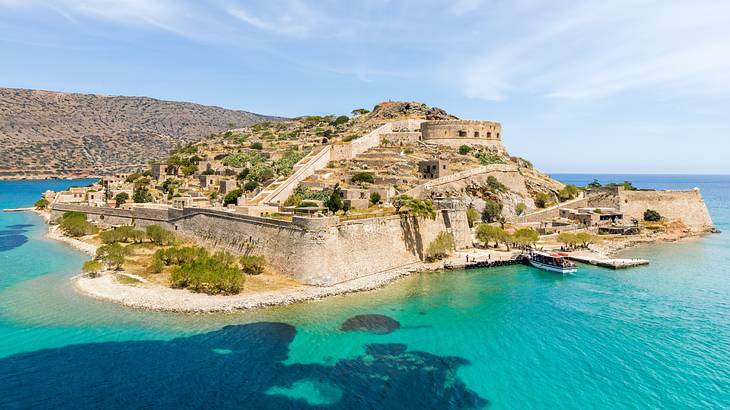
[{"xmin": 0, "ymin": 176, "xmax": 728, "ymax": 409}]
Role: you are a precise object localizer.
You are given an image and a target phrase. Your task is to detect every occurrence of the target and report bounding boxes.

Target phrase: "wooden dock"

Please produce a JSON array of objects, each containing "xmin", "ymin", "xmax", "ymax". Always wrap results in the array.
[
  {"xmin": 446, "ymin": 255, "xmax": 528, "ymax": 270},
  {"xmin": 566, "ymin": 254, "xmax": 649, "ymax": 269}
]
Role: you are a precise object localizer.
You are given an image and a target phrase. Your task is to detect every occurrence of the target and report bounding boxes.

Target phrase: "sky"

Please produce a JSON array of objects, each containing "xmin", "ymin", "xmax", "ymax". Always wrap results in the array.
[{"xmin": 1, "ymin": 0, "xmax": 729, "ymax": 174}]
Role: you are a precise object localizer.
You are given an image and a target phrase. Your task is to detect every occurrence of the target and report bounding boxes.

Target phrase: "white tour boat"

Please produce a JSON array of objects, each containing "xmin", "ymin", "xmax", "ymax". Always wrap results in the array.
[{"xmin": 528, "ymin": 251, "xmax": 578, "ymax": 274}]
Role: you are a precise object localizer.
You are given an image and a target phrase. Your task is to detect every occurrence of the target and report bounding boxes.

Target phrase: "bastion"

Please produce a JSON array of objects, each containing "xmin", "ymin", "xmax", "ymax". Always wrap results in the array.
[{"xmin": 420, "ymin": 120, "xmax": 504, "ymax": 150}]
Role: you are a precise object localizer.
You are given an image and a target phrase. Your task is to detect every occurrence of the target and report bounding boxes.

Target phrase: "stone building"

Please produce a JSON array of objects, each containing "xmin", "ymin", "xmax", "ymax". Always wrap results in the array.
[
  {"xmin": 219, "ymin": 179, "xmax": 238, "ymax": 194},
  {"xmin": 419, "ymin": 159, "xmax": 450, "ymax": 179},
  {"xmin": 199, "ymin": 174, "xmax": 220, "ymax": 189},
  {"xmin": 150, "ymin": 163, "xmax": 168, "ymax": 181},
  {"xmin": 420, "ymin": 120, "xmax": 503, "ymax": 149}
]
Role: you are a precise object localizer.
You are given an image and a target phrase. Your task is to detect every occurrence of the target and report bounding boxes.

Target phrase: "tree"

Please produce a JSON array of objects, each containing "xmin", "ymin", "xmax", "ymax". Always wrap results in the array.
[
  {"xmin": 114, "ymin": 192, "xmax": 129, "ymax": 208},
  {"xmin": 425, "ymin": 231, "xmax": 456, "ymax": 261},
  {"xmin": 325, "ymin": 184, "xmax": 344, "ymax": 213},
  {"xmin": 332, "ymin": 115, "xmax": 349, "ymax": 126},
  {"xmin": 250, "ymin": 142, "xmax": 263, "ymax": 150},
  {"xmin": 587, "ymin": 179, "xmax": 602, "ymax": 189},
  {"xmin": 249, "ymin": 163, "xmax": 274, "ymax": 183},
  {"xmin": 223, "ymin": 189, "xmax": 243, "ymax": 206},
  {"xmin": 407, "ymin": 198, "xmax": 436, "ymax": 220},
  {"xmin": 95, "ymin": 243, "xmax": 130, "ymax": 270},
  {"xmin": 475, "ymin": 224, "xmax": 506, "ymax": 248},
  {"xmin": 557, "ymin": 233, "xmax": 578, "ymax": 249},
  {"xmin": 170, "ymin": 250, "xmax": 244, "ymax": 295},
  {"xmin": 482, "ymin": 199, "xmax": 503, "ymax": 222},
  {"xmin": 458, "ymin": 145, "xmax": 472, "ymax": 155},
  {"xmin": 512, "ymin": 228, "xmax": 539, "ymax": 249},
  {"xmin": 466, "ymin": 207, "xmax": 480, "ymax": 228},
  {"xmin": 59, "ymin": 212, "xmax": 95, "ymax": 237},
  {"xmin": 644, "ymin": 209, "xmax": 661, "ymax": 222},
  {"xmin": 558, "ymin": 184, "xmax": 580, "ymax": 201},
  {"xmin": 351, "ymin": 108, "xmax": 370, "ymax": 115},
  {"xmin": 243, "ymin": 180, "xmax": 259, "ymax": 192},
  {"xmin": 82, "ymin": 260, "xmax": 103, "ymax": 277},
  {"xmin": 133, "ymin": 187, "xmax": 152, "ymax": 203},
  {"xmin": 575, "ymin": 232, "xmax": 597, "ymax": 248},
  {"xmin": 146, "ymin": 225, "xmax": 175, "ymax": 246},
  {"xmin": 535, "ymin": 192, "xmax": 551, "ymax": 208},
  {"xmin": 370, "ymin": 191, "xmax": 381, "ymax": 205},
  {"xmin": 34, "ymin": 198, "xmax": 49, "ymax": 209},
  {"xmin": 351, "ymin": 172, "xmax": 375, "ymax": 184}
]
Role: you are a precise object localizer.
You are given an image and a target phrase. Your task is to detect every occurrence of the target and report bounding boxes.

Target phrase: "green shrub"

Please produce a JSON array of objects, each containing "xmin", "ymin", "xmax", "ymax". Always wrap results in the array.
[
  {"xmin": 558, "ymin": 184, "xmax": 580, "ymax": 201},
  {"xmin": 458, "ymin": 145, "xmax": 472, "ymax": 155},
  {"xmin": 535, "ymin": 192, "xmax": 551, "ymax": 208},
  {"xmin": 474, "ymin": 151, "xmax": 503, "ymax": 165},
  {"xmin": 240, "ymin": 255, "xmax": 266, "ymax": 275},
  {"xmin": 82, "ymin": 260, "xmax": 103, "ymax": 277},
  {"xmin": 481, "ymin": 200, "xmax": 503, "ymax": 223},
  {"xmin": 515, "ymin": 202, "xmax": 527, "ymax": 215},
  {"xmin": 332, "ymin": 115, "xmax": 349, "ymax": 126},
  {"xmin": 249, "ymin": 163, "xmax": 274, "ymax": 183},
  {"xmin": 99, "ymin": 225, "xmax": 146, "ymax": 244},
  {"xmin": 34, "ymin": 198, "xmax": 49, "ymax": 209},
  {"xmin": 486, "ymin": 176, "xmax": 507, "ymax": 193},
  {"xmin": 96, "ymin": 243, "xmax": 131, "ymax": 270},
  {"xmin": 133, "ymin": 186, "xmax": 152, "ymax": 203},
  {"xmin": 146, "ymin": 225, "xmax": 175, "ymax": 246},
  {"xmin": 466, "ymin": 207, "xmax": 480, "ymax": 228},
  {"xmin": 426, "ymin": 231, "xmax": 456, "ymax": 261},
  {"xmin": 244, "ymin": 180, "xmax": 259, "ymax": 192},
  {"xmin": 351, "ymin": 172, "xmax": 375, "ymax": 184},
  {"xmin": 370, "ymin": 191, "xmax": 381, "ymax": 205},
  {"xmin": 644, "ymin": 209, "xmax": 661, "ymax": 222},
  {"xmin": 222, "ymin": 151, "xmax": 264, "ymax": 168},
  {"xmin": 170, "ymin": 251, "xmax": 243, "ymax": 295},
  {"xmin": 223, "ymin": 189, "xmax": 243, "ymax": 206},
  {"xmin": 407, "ymin": 198, "xmax": 436, "ymax": 220},
  {"xmin": 587, "ymin": 179, "xmax": 602, "ymax": 189},
  {"xmin": 59, "ymin": 212, "xmax": 96, "ymax": 237},
  {"xmin": 273, "ymin": 149, "xmax": 307, "ymax": 177},
  {"xmin": 250, "ymin": 142, "xmax": 263, "ymax": 150}
]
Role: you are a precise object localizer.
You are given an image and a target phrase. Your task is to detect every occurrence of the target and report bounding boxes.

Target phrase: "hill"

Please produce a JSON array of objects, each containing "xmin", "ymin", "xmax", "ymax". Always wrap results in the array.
[{"xmin": 0, "ymin": 88, "xmax": 276, "ymax": 179}]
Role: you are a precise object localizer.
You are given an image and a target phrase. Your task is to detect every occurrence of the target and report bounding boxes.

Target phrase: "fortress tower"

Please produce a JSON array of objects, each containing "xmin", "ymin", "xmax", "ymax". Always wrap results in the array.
[{"xmin": 420, "ymin": 120, "xmax": 503, "ymax": 150}]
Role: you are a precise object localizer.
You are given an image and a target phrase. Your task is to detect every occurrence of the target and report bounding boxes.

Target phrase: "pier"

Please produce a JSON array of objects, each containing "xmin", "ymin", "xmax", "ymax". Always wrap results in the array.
[
  {"xmin": 566, "ymin": 254, "xmax": 649, "ymax": 269},
  {"xmin": 2, "ymin": 207, "xmax": 34, "ymax": 213}
]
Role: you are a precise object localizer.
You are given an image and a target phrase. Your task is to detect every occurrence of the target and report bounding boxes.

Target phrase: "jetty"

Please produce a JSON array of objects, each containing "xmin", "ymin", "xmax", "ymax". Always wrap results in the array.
[
  {"xmin": 2, "ymin": 207, "xmax": 34, "ymax": 213},
  {"xmin": 566, "ymin": 254, "xmax": 649, "ymax": 269}
]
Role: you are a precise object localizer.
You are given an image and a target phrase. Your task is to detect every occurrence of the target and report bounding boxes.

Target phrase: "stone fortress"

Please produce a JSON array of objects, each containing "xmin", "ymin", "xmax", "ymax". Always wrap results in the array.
[
  {"xmin": 420, "ymin": 120, "xmax": 503, "ymax": 149},
  {"xmin": 47, "ymin": 103, "xmax": 714, "ymax": 288}
]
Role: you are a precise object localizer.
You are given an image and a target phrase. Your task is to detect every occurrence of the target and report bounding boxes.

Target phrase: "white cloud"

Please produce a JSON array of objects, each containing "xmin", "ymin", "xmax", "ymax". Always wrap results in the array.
[{"xmin": 456, "ymin": 0, "xmax": 730, "ymax": 101}]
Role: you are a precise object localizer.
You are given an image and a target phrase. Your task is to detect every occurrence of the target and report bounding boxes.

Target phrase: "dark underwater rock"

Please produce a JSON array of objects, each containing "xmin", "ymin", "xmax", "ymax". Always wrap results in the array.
[{"xmin": 340, "ymin": 314, "xmax": 401, "ymax": 334}]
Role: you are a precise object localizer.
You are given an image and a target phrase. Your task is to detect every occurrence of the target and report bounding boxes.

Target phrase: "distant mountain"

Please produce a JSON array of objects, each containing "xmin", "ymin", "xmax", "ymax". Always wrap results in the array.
[{"xmin": 0, "ymin": 88, "xmax": 278, "ymax": 179}]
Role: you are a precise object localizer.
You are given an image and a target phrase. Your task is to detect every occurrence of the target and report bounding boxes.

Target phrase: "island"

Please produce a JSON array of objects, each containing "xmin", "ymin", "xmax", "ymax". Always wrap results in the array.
[{"xmin": 28, "ymin": 101, "xmax": 716, "ymax": 312}]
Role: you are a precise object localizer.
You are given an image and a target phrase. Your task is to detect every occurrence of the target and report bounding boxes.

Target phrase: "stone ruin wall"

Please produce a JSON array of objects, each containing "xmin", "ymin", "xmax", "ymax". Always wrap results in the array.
[{"xmin": 420, "ymin": 120, "xmax": 504, "ymax": 150}]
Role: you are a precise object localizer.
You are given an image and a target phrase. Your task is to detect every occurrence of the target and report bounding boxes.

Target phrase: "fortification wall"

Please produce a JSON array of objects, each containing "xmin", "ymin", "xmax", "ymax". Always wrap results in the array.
[
  {"xmin": 51, "ymin": 203, "xmax": 471, "ymax": 286},
  {"xmin": 617, "ymin": 189, "xmax": 714, "ymax": 231},
  {"xmin": 262, "ymin": 146, "xmax": 332, "ymax": 205},
  {"xmin": 380, "ymin": 132, "xmax": 421, "ymax": 145},
  {"xmin": 421, "ymin": 120, "xmax": 503, "ymax": 149}
]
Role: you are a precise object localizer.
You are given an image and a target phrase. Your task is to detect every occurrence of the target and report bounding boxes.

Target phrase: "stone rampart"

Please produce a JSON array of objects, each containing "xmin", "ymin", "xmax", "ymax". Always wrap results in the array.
[
  {"xmin": 50, "ymin": 202, "xmax": 471, "ymax": 286},
  {"xmin": 617, "ymin": 188, "xmax": 714, "ymax": 231}
]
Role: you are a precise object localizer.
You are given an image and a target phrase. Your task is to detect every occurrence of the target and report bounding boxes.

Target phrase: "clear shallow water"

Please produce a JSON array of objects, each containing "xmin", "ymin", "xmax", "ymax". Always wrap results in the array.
[{"xmin": 0, "ymin": 176, "xmax": 728, "ymax": 409}]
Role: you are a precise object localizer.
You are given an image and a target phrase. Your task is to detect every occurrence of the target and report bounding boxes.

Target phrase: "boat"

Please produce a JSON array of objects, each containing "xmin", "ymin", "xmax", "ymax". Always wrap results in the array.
[{"xmin": 528, "ymin": 251, "xmax": 578, "ymax": 274}]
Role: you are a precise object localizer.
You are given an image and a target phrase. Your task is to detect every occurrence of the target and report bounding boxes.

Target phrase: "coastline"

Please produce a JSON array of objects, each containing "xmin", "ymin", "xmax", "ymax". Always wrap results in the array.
[{"xmin": 38, "ymin": 208, "xmax": 712, "ymax": 313}]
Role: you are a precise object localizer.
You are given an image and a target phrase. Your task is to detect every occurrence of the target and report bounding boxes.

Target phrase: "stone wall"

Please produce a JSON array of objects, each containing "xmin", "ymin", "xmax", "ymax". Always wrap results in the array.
[
  {"xmin": 51, "ymin": 202, "xmax": 471, "ymax": 286},
  {"xmin": 617, "ymin": 188, "xmax": 714, "ymax": 231},
  {"xmin": 261, "ymin": 146, "xmax": 332, "ymax": 205}
]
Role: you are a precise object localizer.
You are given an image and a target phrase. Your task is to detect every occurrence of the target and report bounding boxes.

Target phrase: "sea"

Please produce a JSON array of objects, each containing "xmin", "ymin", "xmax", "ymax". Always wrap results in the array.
[{"xmin": 0, "ymin": 175, "xmax": 728, "ymax": 409}]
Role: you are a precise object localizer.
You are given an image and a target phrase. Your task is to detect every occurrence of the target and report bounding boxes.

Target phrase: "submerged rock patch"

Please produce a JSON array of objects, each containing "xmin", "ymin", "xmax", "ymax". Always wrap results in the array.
[{"xmin": 340, "ymin": 314, "xmax": 400, "ymax": 334}]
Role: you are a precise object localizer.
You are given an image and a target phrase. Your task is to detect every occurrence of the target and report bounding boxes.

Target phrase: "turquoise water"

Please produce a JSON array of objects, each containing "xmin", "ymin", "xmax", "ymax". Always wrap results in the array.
[{"xmin": 0, "ymin": 176, "xmax": 728, "ymax": 409}]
